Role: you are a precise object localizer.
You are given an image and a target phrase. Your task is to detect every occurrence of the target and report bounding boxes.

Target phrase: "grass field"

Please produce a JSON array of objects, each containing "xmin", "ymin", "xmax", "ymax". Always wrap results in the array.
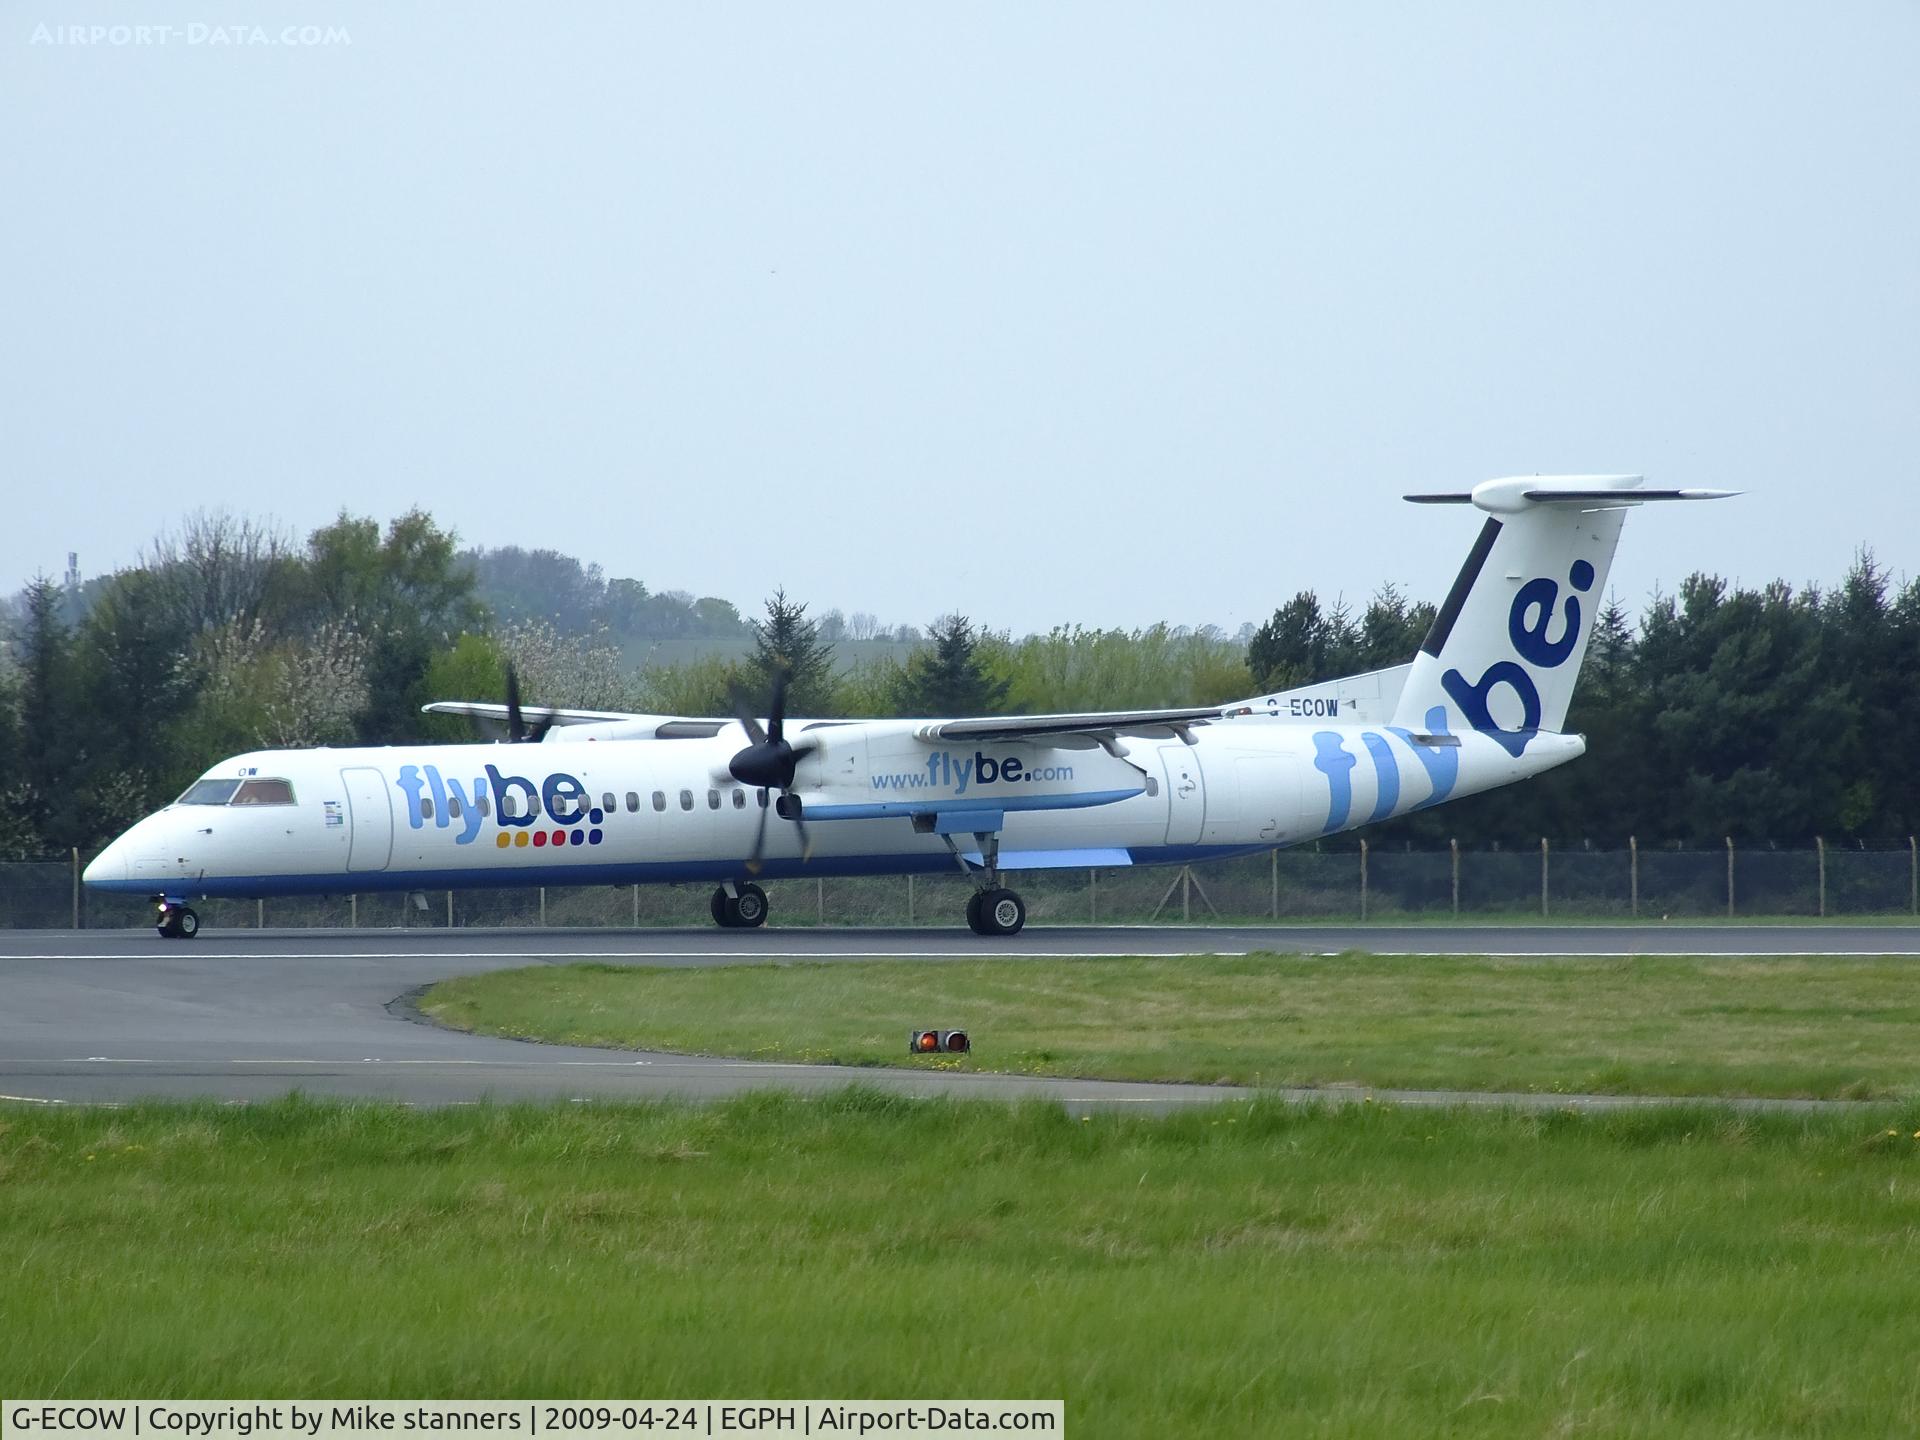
[
  {"xmin": 4, "ymin": 1096, "xmax": 1920, "ymax": 1436},
  {"xmin": 420, "ymin": 952, "xmax": 1920, "ymax": 1100}
]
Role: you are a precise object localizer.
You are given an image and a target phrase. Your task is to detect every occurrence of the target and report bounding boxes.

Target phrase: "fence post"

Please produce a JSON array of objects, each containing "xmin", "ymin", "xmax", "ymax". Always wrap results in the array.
[
  {"xmin": 1911, "ymin": 836, "xmax": 1917, "ymax": 917},
  {"xmin": 1725, "ymin": 836, "xmax": 1735, "ymax": 918},
  {"xmin": 1816, "ymin": 837, "xmax": 1826, "ymax": 919},
  {"xmin": 1181, "ymin": 867, "xmax": 1192, "ymax": 923},
  {"xmin": 816, "ymin": 876, "xmax": 826, "ymax": 925},
  {"xmin": 1629, "ymin": 836, "xmax": 1639, "ymax": 918},
  {"xmin": 539, "ymin": 887, "xmax": 547, "ymax": 926},
  {"xmin": 632, "ymin": 883, "xmax": 640, "ymax": 927},
  {"xmin": 447, "ymin": 890, "xmax": 454, "ymax": 928},
  {"xmin": 1450, "ymin": 838, "xmax": 1460, "ymax": 918},
  {"xmin": 1270, "ymin": 847, "xmax": 1279, "ymax": 920},
  {"xmin": 1359, "ymin": 840, "xmax": 1369, "ymax": 921},
  {"xmin": 71, "ymin": 847, "xmax": 81, "ymax": 929},
  {"xmin": 907, "ymin": 873, "xmax": 916, "ymax": 925},
  {"xmin": 1540, "ymin": 837, "xmax": 1550, "ymax": 918},
  {"xmin": 1089, "ymin": 868, "xmax": 1098, "ymax": 924},
  {"xmin": 350, "ymin": 894, "xmax": 358, "ymax": 928},
  {"xmin": 256, "ymin": 898, "xmax": 265, "ymax": 929}
]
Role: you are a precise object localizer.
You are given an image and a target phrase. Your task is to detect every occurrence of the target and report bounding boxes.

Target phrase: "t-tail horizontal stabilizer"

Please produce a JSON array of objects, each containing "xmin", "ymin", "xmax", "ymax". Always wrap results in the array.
[{"xmin": 1390, "ymin": 475, "xmax": 1736, "ymax": 753}]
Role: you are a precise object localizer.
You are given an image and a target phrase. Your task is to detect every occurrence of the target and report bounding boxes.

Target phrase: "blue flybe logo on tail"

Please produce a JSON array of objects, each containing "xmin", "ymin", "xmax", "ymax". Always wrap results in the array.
[{"xmin": 1440, "ymin": 558, "xmax": 1594, "ymax": 757}]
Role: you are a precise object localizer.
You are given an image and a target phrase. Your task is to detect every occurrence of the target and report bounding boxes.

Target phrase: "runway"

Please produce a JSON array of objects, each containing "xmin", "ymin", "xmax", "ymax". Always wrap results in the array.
[{"xmin": 2, "ymin": 924, "xmax": 1914, "ymax": 1110}]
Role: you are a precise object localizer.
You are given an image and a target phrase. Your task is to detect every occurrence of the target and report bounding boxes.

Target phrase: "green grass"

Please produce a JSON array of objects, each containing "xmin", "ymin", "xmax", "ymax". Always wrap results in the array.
[
  {"xmin": 5, "ymin": 1097, "xmax": 1920, "ymax": 1436},
  {"xmin": 421, "ymin": 952, "xmax": 1920, "ymax": 1100}
]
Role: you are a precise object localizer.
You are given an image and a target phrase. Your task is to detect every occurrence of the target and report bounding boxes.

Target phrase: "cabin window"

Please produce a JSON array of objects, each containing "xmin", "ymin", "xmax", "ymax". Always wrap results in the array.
[
  {"xmin": 475, "ymin": 795, "xmax": 491, "ymax": 817},
  {"xmin": 420, "ymin": 798, "xmax": 435, "ymax": 820},
  {"xmin": 447, "ymin": 795, "xmax": 462, "ymax": 819},
  {"xmin": 626, "ymin": 791, "xmax": 640, "ymax": 813},
  {"xmin": 652, "ymin": 791, "xmax": 666, "ymax": 812},
  {"xmin": 732, "ymin": 789, "xmax": 746, "ymax": 809},
  {"xmin": 679, "ymin": 789, "xmax": 694, "ymax": 811},
  {"xmin": 757, "ymin": 788, "xmax": 769, "ymax": 808},
  {"xmin": 178, "ymin": 779, "xmax": 242, "ymax": 805},
  {"xmin": 707, "ymin": 788, "xmax": 720, "ymax": 810},
  {"xmin": 1145, "ymin": 776, "xmax": 1159, "ymax": 797},
  {"xmin": 602, "ymin": 791, "xmax": 615, "ymax": 812},
  {"xmin": 230, "ymin": 778, "xmax": 296, "ymax": 806}
]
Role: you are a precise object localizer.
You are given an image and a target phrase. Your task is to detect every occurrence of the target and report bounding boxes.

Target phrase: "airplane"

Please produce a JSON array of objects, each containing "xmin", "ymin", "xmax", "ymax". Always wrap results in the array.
[{"xmin": 84, "ymin": 476, "xmax": 1732, "ymax": 938}]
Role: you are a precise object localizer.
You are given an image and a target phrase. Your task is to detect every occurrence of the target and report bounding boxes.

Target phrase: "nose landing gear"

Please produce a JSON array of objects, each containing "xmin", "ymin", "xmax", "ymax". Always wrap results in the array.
[{"xmin": 156, "ymin": 901, "xmax": 200, "ymax": 939}]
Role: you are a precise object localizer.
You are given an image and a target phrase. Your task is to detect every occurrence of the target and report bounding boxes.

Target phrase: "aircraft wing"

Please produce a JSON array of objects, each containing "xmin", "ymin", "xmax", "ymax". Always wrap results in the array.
[
  {"xmin": 912, "ymin": 705, "xmax": 1224, "ymax": 744},
  {"xmin": 420, "ymin": 701, "xmax": 656, "ymax": 726}
]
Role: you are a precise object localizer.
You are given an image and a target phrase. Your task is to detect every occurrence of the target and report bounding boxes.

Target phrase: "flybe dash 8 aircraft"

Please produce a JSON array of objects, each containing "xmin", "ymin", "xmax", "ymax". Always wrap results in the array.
[{"xmin": 86, "ymin": 476, "xmax": 1731, "ymax": 937}]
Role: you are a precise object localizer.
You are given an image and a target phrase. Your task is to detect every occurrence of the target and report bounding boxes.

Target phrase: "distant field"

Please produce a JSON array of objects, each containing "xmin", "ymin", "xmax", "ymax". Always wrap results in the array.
[
  {"xmin": 422, "ymin": 952, "xmax": 1920, "ymax": 1100},
  {"xmin": 4, "ymin": 1096, "xmax": 1920, "ymax": 1438}
]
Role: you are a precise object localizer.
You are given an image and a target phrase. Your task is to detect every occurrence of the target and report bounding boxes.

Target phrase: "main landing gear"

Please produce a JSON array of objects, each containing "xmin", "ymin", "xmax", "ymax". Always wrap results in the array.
[
  {"xmin": 965, "ymin": 887, "xmax": 1026, "ymax": 937},
  {"xmin": 937, "ymin": 825, "xmax": 1027, "ymax": 936},
  {"xmin": 156, "ymin": 900, "xmax": 199, "ymax": 940},
  {"xmin": 709, "ymin": 881, "xmax": 769, "ymax": 929}
]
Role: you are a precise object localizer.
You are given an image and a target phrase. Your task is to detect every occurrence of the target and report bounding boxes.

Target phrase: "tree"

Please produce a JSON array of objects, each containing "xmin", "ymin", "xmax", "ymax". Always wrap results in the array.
[
  {"xmin": 1247, "ymin": 592, "xmax": 1343, "ymax": 691},
  {"xmin": 301, "ymin": 510, "xmax": 483, "ymax": 742},
  {"xmin": 893, "ymin": 615, "xmax": 1010, "ymax": 717},
  {"xmin": 13, "ymin": 577, "xmax": 75, "ymax": 848},
  {"xmin": 747, "ymin": 588, "xmax": 836, "ymax": 714},
  {"xmin": 141, "ymin": 509, "xmax": 290, "ymax": 637}
]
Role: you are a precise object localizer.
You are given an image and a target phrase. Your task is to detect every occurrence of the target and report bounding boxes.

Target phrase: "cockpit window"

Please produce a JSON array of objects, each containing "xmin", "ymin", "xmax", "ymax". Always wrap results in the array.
[
  {"xmin": 231, "ymin": 778, "xmax": 297, "ymax": 806},
  {"xmin": 178, "ymin": 779, "xmax": 242, "ymax": 805}
]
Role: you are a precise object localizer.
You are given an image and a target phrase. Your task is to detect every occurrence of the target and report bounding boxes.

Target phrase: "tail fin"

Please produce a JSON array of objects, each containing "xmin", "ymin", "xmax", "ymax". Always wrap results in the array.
[{"xmin": 1391, "ymin": 476, "xmax": 1735, "ymax": 755}]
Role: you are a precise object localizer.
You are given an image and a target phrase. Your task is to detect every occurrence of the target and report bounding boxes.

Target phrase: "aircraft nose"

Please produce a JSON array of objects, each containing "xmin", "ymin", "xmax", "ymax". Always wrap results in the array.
[{"xmin": 82, "ymin": 833, "xmax": 132, "ymax": 886}]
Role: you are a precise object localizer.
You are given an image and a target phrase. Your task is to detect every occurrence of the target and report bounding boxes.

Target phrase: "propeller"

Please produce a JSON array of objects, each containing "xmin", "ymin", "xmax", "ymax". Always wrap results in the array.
[
  {"xmin": 727, "ymin": 665, "xmax": 817, "ymax": 873},
  {"xmin": 504, "ymin": 664, "xmax": 556, "ymax": 744}
]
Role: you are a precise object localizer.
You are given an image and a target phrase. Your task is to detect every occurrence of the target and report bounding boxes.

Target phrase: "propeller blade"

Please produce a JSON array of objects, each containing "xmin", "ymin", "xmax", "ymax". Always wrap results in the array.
[
  {"xmin": 744, "ymin": 793, "xmax": 771, "ymax": 876},
  {"xmin": 729, "ymin": 685, "xmax": 769, "ymax": 746},
  {"xmin": 505, "ymin": 664, "xmax": 527, "ymax": 743},
  {"xmin": 789, "ymin": 801, "xmax": 813, "ymax": 862},
  {"xmin": 766, "ymin": 665, "xmax": 789, "ymax": 746}
]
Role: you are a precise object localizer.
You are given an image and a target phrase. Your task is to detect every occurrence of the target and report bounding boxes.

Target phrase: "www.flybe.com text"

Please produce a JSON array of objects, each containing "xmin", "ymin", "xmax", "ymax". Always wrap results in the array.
[{"xmin": 870, "ymin": 752, "xmax": 1074, "ymax": 796}]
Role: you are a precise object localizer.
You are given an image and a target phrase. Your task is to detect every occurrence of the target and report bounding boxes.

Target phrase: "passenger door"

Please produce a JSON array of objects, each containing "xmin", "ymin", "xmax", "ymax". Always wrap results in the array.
[{"xmin": 340, "ymin": 766, "xmax": 393, "ymax": 872}]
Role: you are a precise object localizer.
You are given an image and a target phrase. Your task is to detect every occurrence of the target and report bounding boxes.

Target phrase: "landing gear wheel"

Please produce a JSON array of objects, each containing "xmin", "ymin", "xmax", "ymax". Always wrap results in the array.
[
  {"xmin": 710, "ymin": 888, "xmax": 739, "ymax": 928},
  {"xmin": 157, "ymin": 905, "xmax": 199, "ymax": 940},
  {"xmin": 732, "ymin": 883, "xmax": 768, "ymax": 928},
  {"xmin": 967, "ymin": 888, "xmax": 1025, "ymax": 936}
]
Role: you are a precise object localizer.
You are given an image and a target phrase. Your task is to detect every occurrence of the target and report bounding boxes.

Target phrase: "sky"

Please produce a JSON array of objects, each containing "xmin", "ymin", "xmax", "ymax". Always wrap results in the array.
[{"xmin": 3, "ymin": 2, "xmax": 1916, "ymax": 635}]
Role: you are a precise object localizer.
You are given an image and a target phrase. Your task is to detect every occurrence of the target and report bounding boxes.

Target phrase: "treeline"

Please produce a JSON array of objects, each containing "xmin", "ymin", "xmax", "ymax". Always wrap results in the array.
[{"xmin": 0, "ymin": 509, "xmax": 1914, "ymax": 857}]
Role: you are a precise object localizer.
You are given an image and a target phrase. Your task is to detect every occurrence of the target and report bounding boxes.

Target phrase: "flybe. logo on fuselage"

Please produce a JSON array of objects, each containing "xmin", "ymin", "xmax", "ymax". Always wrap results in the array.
[
  {"xmin": 394, "ymin": 763, "xmax": 608, "ymax": 848},
  {"xmin": 1440, "ymin": 558, "xmax": 1595, "ymax": 757}
]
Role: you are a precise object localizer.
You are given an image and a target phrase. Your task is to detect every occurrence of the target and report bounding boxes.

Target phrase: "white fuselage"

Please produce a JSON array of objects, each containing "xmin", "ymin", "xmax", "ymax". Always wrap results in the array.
[{"xmin": 83, "ymin": 716, "xmax": 1581, "ymax": 900}]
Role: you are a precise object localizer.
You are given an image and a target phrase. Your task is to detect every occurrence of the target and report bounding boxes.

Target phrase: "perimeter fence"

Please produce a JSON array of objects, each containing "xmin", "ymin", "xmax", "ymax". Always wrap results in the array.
[{"xmin": 4, "ymin": 838, "xmax": 1917, "ymax": 929}]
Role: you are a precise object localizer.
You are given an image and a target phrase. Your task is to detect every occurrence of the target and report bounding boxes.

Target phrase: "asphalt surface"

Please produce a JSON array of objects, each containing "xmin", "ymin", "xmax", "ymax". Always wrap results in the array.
[{"xmin": 2, "ymin": 923, "xmax": 1914, "ymax": 1110}]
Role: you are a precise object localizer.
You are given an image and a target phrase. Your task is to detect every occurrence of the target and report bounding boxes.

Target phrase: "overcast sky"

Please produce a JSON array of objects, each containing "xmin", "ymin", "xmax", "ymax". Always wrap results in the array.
[{"xmin": 4, "ymin": 3, "xmax": 1915, "ymax": 634}]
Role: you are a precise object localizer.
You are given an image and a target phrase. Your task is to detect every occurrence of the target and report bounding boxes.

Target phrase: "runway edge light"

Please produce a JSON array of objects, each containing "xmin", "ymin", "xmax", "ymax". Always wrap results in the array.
[{"xmin": 909, "ymin": 1029, "xmax": 969, "ymax": 1055}]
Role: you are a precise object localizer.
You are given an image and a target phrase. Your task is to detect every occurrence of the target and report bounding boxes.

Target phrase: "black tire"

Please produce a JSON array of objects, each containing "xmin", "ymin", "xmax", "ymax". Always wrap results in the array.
[
  {"xmin": 176, "ymin": 907, "xmax": 200, "ymax": 939},
  {"xmin": 980, "ymin": 888, "xmax": 1026, "ymax": 936},
  {"xmin": 733, "ymin": 884, "xmax": 768, "ymax": 928},
  {"xmin": 965, "ymin": 890, "xmax": 988, "ymax": 935},
  {"xmin": 709, "ymin": 888, "xmax": 738, "ymax": 928}
]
